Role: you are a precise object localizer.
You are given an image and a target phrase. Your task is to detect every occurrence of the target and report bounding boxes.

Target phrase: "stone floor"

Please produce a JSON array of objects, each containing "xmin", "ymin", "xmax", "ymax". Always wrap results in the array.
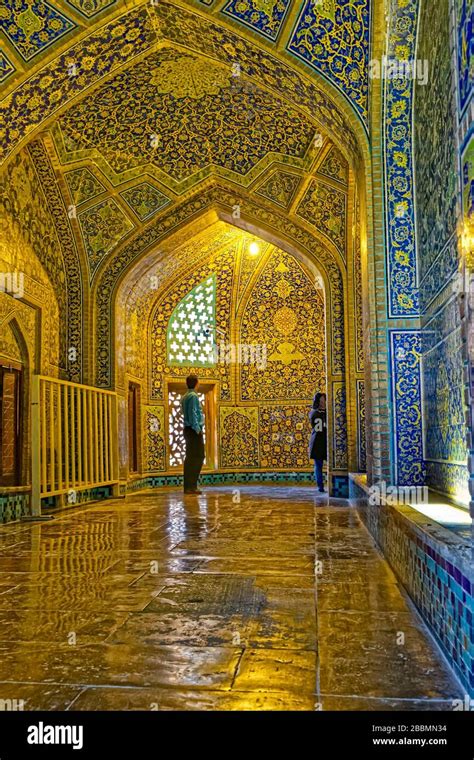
[{"xmin": 0, "ymin": 486, "xmax": 463, "ymax": 711}]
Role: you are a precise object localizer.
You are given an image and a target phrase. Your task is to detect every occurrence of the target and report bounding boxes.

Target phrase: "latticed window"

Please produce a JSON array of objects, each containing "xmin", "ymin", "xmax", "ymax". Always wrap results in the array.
[
  {"xmin": 167, "ymin": 275, "xmax": 216, "ymax": 366},
  {"xmin": 168, "ymin": 389, "xmax": 207, "ymax": 468}
]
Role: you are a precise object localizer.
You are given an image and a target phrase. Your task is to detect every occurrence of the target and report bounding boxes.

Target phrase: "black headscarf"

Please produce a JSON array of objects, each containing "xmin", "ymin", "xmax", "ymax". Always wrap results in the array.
[{"xmin": 312, "ymin": 392, "xmax": 326, "ymax": 410}]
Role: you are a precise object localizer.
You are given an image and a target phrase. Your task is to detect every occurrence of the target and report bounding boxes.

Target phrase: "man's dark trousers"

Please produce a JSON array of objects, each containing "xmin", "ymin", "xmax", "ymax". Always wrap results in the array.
[{"xmin": 183, "ymin": 426, "xmax": 205, "ymax": 492}]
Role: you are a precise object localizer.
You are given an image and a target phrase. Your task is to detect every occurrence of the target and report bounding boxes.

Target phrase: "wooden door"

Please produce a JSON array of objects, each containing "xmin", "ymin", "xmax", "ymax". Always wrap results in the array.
[
  {"xmin": 0, "ymin": 366, "xmax": 22, "ymax": 487},
  {"xmin": 128, "ymin": 382, "xmax": 139, "ymax": 474}
]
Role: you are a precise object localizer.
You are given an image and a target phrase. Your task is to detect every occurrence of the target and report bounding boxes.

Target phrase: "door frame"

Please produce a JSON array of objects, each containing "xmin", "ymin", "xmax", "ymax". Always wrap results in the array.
[
  {"xmin": 165, "ymin": 378, "xmax": 218, "ymax": 471},
  {"xmin": 0, "ymin": 360, "xmax": 23, "ymax": 487},
  {"xmin": 127, "ymin": 381, "xmax": 140, "ymax": 475}
]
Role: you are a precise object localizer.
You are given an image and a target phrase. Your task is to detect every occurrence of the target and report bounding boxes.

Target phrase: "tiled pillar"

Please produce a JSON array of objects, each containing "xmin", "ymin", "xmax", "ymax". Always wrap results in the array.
[
  {"xmin": 370, "ymin": 0, "xmax": 424, "ymax": 488},
  {"xmin": 364, "ymin": 0, "xmax": 393, "ymax": 487},
  {"xmin": 455, "ymin": 0, "xmax": 474, "ymax": 517},
  {"xmin": 464, "ymin": 273, "xmax": 474, "ymax": 518}
]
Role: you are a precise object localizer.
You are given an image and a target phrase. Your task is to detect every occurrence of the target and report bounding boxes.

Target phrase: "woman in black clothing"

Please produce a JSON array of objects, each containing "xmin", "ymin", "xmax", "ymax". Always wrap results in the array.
[{"xmin": 308, "ymin": 392, "xmax": 327, "ymax": 493}]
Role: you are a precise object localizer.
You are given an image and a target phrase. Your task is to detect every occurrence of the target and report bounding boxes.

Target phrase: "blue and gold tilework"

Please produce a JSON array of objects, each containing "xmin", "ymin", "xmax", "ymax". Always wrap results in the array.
[
  {"xmin": 287, "ymin": 0, "xmax": 371, "ymax": 123},
  {"xmin": 0, "ymin": 48, "xmax": 15, "ymax": 82},
  {"xmin": 222, "ymin": 0, "xmax": 292, "ymax": 41},
  {"xmin": 0, "ymin": 0, "xmax": 75, "ymax": 61},
  {"xmin": 390, "ymin": 331, "xmax": 425, "ymax": 487}
]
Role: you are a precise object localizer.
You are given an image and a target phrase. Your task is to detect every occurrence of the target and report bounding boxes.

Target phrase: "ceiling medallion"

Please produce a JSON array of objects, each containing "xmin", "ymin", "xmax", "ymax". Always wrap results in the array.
[{"xmin": 150, "ymin": 56, "xmax": 231, "ymax": 99}]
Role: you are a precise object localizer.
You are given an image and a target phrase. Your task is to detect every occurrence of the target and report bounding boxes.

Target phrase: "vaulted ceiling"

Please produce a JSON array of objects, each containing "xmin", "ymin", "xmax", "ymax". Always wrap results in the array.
[
  {"xmin": 51, "ymin": 119, "xmax": 349, "ymax": 284},
  {"xmin": 57, "ymin": 49, "xmax": 317, "ymax": 184},
  {"xmin": 1, "ymin": 1, "xmax": 371, "ymax": 129},
  {"xmin": 1, "ymin": 0, "xmax": 370, "ymax": 382}
]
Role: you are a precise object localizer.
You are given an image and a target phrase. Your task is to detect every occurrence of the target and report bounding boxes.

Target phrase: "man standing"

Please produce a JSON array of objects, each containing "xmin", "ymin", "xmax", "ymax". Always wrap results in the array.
[{"xmin": 181, "ymin": 375, "xmax": 205, "ymax": 494}]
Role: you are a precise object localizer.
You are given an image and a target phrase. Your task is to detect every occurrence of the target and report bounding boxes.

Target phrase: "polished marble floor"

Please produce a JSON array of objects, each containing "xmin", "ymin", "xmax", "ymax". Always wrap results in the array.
[{"xmin": 0, "ymin": 486, "xmax": 463, "ymax": 710}]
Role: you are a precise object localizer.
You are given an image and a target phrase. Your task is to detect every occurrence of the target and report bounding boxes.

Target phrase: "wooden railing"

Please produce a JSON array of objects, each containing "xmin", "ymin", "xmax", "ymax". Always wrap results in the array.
[{"xmin": 31, "ymin": 376, "xmax": 119, "ymax": 515}]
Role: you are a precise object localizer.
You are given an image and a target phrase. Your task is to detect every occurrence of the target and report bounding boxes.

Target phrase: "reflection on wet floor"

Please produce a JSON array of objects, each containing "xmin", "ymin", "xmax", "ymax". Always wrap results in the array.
[{"xmin": 0, "ymin": 486, "xmax": 463, "ymax": 711}]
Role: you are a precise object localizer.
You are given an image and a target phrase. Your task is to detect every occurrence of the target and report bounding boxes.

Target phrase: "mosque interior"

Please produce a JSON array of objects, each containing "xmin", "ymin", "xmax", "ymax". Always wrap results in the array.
[{"xmin": 0, "ymin": 0, "xmax": 473, "ymax": 710}]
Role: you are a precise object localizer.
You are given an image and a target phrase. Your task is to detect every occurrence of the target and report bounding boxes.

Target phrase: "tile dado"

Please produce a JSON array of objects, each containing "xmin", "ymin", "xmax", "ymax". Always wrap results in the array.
[
  {"xmin": 350, "ymin": 475, "xmax": 473, "ymax": 695},
  {"xmin": 127, "ymin": 471, "xmax": 315, "ymax": 490},
  {"xmin": 0, "ymin": 493, "xmax": 30, "ymax": 524},
  {"xmin": 0, "ymin": 488, "xmax": 113, "ymax": 525},
  {"xmin": 41, "ymin": 487, "xmax": 113, "ymax": 510},
  {"xmin": 127, "ymin": 472, "xmax": 349, "ymax": 495}
]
